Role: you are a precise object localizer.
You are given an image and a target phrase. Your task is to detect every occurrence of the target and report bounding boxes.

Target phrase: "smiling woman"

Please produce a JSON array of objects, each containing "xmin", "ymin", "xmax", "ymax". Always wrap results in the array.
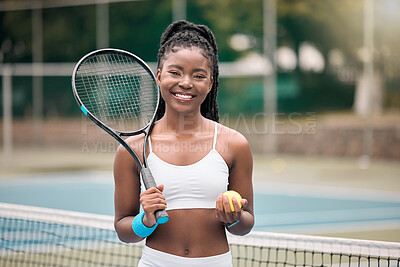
[
  {"xmin": 156, "ymin": 47, "xmax": 213, "ymax": 114},
  {"xmin": 112, "ymin": 20, "xmax": 254, "ymax": 267}
]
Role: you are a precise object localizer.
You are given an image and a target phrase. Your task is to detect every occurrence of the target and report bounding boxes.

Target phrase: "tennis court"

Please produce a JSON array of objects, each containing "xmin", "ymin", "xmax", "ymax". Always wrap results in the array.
[
  {"xmin": 1, "ymin": 182, "xmax": 400, "ymax": 266},
  {"xmin": 0, "ymin": 170, "xmax": 399, "ymax": 235},
  {"xmin": 1, "ymin": 155, "xmax": 400, "ymax": 266},
  {"xmin": 2, "ymin": 202, "xmax": 399, "ymax": 267}
]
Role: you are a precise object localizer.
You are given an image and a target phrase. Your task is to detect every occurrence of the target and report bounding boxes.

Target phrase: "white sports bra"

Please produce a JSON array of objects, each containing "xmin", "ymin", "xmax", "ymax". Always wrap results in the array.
[{"xmin": 144, "ymin": 122, "xmax": 229, "ymax": 210}]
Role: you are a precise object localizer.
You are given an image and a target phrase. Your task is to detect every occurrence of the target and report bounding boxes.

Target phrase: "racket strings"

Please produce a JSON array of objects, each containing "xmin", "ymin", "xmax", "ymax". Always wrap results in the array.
[{"xmin": 75, "ymin": 52, "xmax": 158, "ymax": 132}]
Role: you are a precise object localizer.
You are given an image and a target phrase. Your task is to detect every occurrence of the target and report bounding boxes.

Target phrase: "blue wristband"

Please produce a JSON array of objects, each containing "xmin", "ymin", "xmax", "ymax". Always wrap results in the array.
[
  {"xmin": 132, "ymin": 211, "xmax": 158, "ymax": 237},
  {"xmin": 226, "ymin": 220, "xmax": 240, "ymax": 228}
]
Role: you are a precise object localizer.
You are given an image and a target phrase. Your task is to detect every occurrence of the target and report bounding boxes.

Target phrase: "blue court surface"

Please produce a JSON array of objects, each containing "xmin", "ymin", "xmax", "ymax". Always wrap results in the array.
[{"xmin": 0, "ymin": 171, "xmax": 399, "ymax": 234}]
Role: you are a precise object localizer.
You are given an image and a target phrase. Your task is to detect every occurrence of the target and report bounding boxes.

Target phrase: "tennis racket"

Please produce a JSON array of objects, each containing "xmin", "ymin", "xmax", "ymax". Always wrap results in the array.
[{"xmin": 72, "ymin": 48, "xmax": 169, "ymax": 224}]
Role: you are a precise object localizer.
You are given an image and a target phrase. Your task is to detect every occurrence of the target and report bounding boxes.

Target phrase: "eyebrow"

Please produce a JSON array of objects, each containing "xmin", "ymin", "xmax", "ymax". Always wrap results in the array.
[{"xmin": 167, "ymin": 64, "xmax": 209, "ymax": 74}]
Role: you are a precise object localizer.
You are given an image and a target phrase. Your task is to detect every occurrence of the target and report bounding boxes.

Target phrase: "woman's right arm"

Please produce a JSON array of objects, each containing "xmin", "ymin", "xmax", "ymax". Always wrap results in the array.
[
  {"xmin": 113, "ymin": 143, "xmax": 144, "ymax": 243},
  {"xmin": 113, "ymin": 140, "xmax": 168, "ymax": 243}
]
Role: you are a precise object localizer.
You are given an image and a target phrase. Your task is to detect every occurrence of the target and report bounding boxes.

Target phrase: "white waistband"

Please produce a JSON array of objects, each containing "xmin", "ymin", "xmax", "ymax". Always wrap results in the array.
[{"xmin": 138, "ymin": 245, "xmax": 232, "ymax": 267}]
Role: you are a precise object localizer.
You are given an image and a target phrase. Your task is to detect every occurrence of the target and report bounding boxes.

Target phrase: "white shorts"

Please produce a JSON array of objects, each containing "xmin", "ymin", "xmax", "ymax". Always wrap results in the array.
[{"xmin": 137, "ymin": 245, "xmax": 233, "ymax": 267}]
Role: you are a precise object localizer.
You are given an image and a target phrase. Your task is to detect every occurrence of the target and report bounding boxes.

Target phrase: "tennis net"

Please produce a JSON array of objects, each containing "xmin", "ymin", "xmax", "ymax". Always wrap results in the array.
[{"xmin": 1, "ymin": 202, "xmax": 399, "ymax": 266}]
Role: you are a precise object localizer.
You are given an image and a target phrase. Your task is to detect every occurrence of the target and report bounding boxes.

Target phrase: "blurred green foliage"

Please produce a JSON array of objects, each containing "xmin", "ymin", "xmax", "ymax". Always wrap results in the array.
[{"xmin": 0, "ymin": 0, "xmax": 399, "ymax": 117}]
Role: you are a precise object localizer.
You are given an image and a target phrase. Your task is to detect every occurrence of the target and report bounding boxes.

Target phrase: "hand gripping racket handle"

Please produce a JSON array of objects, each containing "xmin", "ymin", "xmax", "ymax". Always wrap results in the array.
[{"xmin": 140, "ymin": 167, "xmax": 169, "ymax": 224}]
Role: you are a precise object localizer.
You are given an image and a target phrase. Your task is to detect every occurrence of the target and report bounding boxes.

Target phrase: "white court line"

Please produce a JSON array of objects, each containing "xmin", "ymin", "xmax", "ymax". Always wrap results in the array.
[
  {"xmin": 255, "ymin": 207, "xmax": 400, "ymax": 227},
  {"xmin": 253, "ymin": 180, "xmax": 400, "ymax": 202},
  {"xmin": 0, "ymin": 171, "xmax": 114, "ymax": 185},
  {"xmin": 253, "ymin": 180, "xmax": 400, "ymax": 233},
  {"xmin": 256, "ymin": 220, "xmax": 400, "ymax": 235}
]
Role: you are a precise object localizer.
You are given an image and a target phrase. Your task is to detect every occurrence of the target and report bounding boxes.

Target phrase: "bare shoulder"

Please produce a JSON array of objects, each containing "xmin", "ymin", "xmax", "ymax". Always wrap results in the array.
[
  {"xmin": 118, "ymin": 135, "xmax": 144, "ymax": 158},
  {"xmin": 216, "ymin": 123, "xmax": 252, "ymax": 167},
  {"xmin": 217, "ymin": 123, "xmax": 250, "ymax": 151},
  {"xmin": 114, "ymin": 134, "xmax": 145, "ymax": 174}
]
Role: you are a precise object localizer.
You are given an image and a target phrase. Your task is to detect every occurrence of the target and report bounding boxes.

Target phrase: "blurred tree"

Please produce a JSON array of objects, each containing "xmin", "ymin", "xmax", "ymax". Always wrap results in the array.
[
  {"xmin": 108, "ymin": 0, "xmax": 171, "ymax": 62},
  {"xmin": 1, "ymin": 0, "xmax": 398, "ymax": 116},
  {"xmin": 43, "ymin": 5, "xmax": 96, "ymax": 62},
  {"xmin": 0, "ymin": 9, "xmax": 32, "ymax": 63},
  {"xmin": 192, "ymin": 0, "xmax": 358, "ymax": 112},
  {"xmin": 195, "ymin": 0, "xmax": 400, "ymax": 112},
  {"xmin": 194, "ymin": 0, "xmax": 262, "ymax": 61}
]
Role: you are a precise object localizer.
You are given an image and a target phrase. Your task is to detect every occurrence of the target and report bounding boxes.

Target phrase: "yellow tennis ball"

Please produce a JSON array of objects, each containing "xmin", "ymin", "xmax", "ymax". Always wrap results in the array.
[{"xmin": 223, "ymin": 190, "xmax": 242, "ymax": 212}]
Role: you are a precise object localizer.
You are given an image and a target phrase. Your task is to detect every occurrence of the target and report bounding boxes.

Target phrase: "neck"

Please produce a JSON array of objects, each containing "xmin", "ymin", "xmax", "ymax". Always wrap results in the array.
[{"xmin": 160, "ymin": 109, "xmax": 206, "ymax": 135}]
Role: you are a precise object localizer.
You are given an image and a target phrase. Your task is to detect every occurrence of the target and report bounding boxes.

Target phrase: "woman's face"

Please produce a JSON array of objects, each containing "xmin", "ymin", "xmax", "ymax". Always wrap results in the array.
[{"xmin": 156, "ymin": 47, "xmax": 213, "ymax": 116}]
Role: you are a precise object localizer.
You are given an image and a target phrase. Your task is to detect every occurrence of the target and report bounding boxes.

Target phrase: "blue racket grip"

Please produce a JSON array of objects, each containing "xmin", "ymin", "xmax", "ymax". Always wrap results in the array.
[{"xmin": 140, "ymin": 167, "xmax": 169, "ymax": 224}]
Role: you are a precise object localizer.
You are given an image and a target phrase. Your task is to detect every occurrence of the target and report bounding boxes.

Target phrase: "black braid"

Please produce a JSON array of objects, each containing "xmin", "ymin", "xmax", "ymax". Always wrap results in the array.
[{"xmin": 155, "ymin": 20, "xmax": 220, "ymax": 122}]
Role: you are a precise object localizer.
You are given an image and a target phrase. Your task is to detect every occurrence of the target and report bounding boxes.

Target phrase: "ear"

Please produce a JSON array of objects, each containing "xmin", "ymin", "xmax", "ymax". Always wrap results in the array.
[
  {"xmin": 156, "ymin": 69, "xmax": 162, "ymax": 87},
  {"xmin": 207, "ymin": 77, "xmax": 214, "ymax": 94}
]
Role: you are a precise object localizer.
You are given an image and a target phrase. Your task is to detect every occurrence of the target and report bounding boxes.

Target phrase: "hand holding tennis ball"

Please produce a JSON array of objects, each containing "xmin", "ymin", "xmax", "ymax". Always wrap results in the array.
[{"xmin": 223, "ymin": 190, "xmax": 242, "ymax": 212}]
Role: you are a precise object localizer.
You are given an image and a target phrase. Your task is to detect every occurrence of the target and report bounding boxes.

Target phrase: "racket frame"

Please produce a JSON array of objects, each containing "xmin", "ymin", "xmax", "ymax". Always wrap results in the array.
[{"xmin": 72, "ymin": 48, "xmax": 168, "ymax": 224}]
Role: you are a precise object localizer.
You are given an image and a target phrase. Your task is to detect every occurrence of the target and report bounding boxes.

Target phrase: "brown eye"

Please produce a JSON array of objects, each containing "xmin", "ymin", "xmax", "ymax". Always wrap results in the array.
[
  {"xmin": 194, "ymin": 74, "xmax": 206, "ymax": 79},
  {"xmin": 168, "ymin": 71, "xmax": 180, "ymax": 76}
]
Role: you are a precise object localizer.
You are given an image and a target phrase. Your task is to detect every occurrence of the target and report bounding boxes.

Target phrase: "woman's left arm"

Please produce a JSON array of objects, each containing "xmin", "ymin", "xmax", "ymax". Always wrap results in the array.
[{"xmin": 216, "ymin": 130, "xmax": 254, "ymax": 236}]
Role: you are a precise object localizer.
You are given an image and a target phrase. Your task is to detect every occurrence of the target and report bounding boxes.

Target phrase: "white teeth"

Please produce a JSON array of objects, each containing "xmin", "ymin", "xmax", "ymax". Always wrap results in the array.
[{"xmin": 175, "ymin": 93, "xmax": 193, "ymax": 99}]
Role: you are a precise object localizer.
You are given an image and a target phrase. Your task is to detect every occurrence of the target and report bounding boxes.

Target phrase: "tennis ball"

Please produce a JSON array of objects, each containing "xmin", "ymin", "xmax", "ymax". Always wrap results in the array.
[{"xmin": 223, "ymin": 190, "xmax": 242, "ymax": 212}]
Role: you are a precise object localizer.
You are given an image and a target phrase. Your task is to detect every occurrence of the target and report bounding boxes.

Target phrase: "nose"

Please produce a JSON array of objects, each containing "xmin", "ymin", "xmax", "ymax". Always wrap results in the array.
[{"xmin": 178, "ymin": 75, "xmax": 193, "ymax": 89}]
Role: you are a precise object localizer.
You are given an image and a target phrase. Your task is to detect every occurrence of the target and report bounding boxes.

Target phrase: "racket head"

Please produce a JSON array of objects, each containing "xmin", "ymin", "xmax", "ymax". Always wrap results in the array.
[{"xmin": 72, "ymin": 48, "xmax": 159, "ymax": 135}]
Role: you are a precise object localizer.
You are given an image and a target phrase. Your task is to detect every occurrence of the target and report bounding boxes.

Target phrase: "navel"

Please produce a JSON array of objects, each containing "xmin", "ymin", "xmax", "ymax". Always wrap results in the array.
[{"xmin": 184, "ymin": 248, "xmax": 190, "ymax": 255}]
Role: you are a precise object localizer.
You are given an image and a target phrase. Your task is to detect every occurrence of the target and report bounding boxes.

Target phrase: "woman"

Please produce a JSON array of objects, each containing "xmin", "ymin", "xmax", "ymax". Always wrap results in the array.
[{"xmin": 113, "ymin": 20, "xmax": 254, "ymax": 266}]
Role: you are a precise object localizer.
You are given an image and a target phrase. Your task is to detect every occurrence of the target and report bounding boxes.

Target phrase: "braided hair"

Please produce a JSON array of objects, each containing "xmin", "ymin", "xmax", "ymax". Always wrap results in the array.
[{"xmin": 155, "ymin": 20, "xmax": 220, "ymax": 122}]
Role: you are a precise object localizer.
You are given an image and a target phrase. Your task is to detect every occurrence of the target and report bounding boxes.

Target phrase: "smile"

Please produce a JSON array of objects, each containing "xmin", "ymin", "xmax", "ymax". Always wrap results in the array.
[{"xmin": 172, "ymin": 93, "xmax": 195, "ymax": 100}]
